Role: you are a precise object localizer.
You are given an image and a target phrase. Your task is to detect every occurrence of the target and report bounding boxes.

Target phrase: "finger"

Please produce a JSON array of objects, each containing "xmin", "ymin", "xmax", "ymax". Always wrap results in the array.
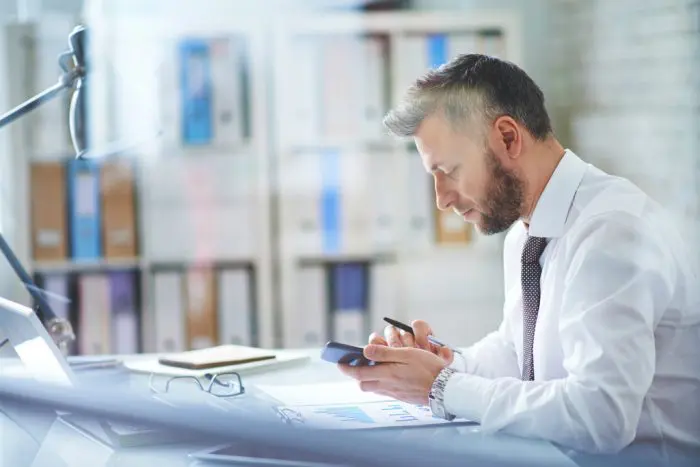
[
  {"xmin": 369, "ymin": 332, "xmax": 388, "ymax": 346},
  {"xmin": 384, "ymin": 325, "xmax": 403, "ymax": 347},
  {"xmin": 358, "ymin": 380, "xmax": 381, "ymax": 393},
  {"xmin": 438, "ymin": 346, "xmax": 454, "ymax": 364},
  {"xmin": 338, "ymin": 361, "xmax": 395, "ymax": 381},
  {"xmin": 411, "ymin": 319, "xmax": 433, "ymax": 351},
  {"xmin": 364, "ymin": 344, "xmax": 413, "ymax": 363},
  {"xmin": 399, "ymin": 329, "xmax": 415, "ymax": 348}
]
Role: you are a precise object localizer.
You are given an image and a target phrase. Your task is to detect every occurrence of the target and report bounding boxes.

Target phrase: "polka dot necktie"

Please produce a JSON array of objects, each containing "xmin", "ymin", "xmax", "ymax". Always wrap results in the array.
[{"xmin": 521, "ymin": 235, "xmax": 548, "ymax": 381}]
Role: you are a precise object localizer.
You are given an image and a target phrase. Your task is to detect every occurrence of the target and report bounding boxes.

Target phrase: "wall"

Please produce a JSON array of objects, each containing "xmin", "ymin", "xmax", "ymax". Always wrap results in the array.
[{"xmin": 553, "ymin": 0, "xmax": 700, "ymax": 261}]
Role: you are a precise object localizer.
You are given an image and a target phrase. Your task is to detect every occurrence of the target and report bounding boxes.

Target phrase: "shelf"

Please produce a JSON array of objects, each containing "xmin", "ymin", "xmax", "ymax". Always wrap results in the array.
[
  {"xmin": 296, "ymin": 252, "xmax": 396, "ymax": 266},
  {"xmin": 32, "ymin": 258, "xmax": 144, "ymax": 273}
]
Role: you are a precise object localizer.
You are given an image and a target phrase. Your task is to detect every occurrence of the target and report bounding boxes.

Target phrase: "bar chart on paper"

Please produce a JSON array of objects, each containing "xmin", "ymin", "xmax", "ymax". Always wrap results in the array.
[{"xmin": 279, "ymin": 400, "xmax": 454, "ymax": 430}]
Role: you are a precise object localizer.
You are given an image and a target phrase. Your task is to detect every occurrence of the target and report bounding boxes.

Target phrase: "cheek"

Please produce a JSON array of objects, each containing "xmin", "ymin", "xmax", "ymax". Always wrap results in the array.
[{"xmin": 457, "ymin": 172, "xmax": 487, "ymax": 202}]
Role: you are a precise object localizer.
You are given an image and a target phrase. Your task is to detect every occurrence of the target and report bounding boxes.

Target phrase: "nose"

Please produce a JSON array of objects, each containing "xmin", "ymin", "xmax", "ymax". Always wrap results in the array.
[{"xmin": 434, "ymin": 173, "xmax": 456, "ymax": 211}]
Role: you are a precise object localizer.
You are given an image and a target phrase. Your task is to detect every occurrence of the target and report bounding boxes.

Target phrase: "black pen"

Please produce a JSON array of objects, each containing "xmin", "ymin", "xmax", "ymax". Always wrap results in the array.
[{"xmin": 383, "ymin": 317, "xmax": 463, "ymax": 355}]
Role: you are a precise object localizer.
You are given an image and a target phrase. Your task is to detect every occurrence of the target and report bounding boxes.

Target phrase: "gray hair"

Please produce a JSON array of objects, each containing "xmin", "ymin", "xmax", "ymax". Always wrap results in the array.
[
  {"xmin": 382, "ymin": 83, "xmax": 492, "ymax": 138},
  {"xmin": 382, "ymin": 54, "xmax": 553, "ymax": 141}
]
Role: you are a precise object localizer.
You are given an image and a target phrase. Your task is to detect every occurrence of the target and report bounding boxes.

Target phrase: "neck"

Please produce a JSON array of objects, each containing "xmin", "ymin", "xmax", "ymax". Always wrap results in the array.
[{"xmin": 521, "ymin": 138, "xmax": 566, "ymax": 224}]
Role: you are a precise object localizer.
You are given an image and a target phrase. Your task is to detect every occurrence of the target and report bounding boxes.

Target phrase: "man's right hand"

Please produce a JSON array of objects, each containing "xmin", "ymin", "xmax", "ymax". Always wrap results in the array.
[{"xmin": 368, "ymin": 319, "xmax": 454, "ymax": 365}]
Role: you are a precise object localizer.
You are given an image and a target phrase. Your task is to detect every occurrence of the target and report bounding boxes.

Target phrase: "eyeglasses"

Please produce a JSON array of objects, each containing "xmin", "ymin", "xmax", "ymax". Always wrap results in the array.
[{"xmin": 148, "ymin": 371, "xmax": 245, "ymax": 398}]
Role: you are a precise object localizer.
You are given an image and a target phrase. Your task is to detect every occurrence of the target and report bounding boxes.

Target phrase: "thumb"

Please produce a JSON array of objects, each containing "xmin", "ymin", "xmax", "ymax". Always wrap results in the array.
[
  {"xmin": 364, "ymin": 344, "xmax": 410, "ymax": 363},
  {"xmin": 438, "ymin": 346, "xmax": 454, "ymax": 364}
]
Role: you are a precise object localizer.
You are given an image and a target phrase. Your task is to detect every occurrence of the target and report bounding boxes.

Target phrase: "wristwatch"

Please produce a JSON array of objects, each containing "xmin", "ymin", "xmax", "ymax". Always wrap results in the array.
[{"xmin": 428, "ymin": 367, "xmax": 457, "ymax": 420}]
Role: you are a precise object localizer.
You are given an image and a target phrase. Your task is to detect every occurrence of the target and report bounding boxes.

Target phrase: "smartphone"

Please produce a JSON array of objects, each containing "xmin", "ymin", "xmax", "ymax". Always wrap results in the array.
[{"xmin": 320, "ymin": 341, "xmax": 378, "ymax": 367}]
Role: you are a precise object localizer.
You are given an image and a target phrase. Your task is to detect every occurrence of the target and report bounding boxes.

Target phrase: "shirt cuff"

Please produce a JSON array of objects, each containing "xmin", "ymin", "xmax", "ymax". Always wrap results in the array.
[
  {"xmin": 447, "ymin": 351, "xmax": 467, "ymax": 372},
  {"xmin": 443, "ymin": 372, "xmax": 492, "ymax": 422}
]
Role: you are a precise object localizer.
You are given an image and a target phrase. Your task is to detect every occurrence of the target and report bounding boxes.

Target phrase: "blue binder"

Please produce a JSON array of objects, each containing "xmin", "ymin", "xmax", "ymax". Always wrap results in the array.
[
  {"xmin": 427, "ymin": 33, "xmax": 448, "ymax": 68},
  {"xmin": 330, "ymin": 262, "xmax": 368, "ymax": 345},
  {"xmin": 66, "ymin": 158, "xmax": 101, "ymax": 260},
  {"xmin": 320, "ymin": 149, "xmax": 341, "ymax": 253},
  {"xmin": 179, "ymin": 38, "xmax": 213, "ymax": 145}
]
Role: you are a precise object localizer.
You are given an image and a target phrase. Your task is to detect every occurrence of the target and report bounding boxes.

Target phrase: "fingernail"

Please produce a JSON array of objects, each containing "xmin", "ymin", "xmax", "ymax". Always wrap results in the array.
[{"xmin": 365, "ymin": 345, "xmax": 375, "ymax": 357}]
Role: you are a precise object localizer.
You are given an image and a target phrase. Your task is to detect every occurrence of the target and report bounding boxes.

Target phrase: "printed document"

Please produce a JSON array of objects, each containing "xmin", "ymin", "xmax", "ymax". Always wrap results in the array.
[{"xmin": 256, "ymin": 380, "xmax": 470, "ymax": 429}]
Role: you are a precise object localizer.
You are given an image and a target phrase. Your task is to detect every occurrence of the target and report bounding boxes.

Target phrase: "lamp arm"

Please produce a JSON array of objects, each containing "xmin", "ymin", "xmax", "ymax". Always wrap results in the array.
[
  {"xmin": 0, "ymin": 59, "xmax": 82, "ymax": 130},
  {"xmin": 0, "ymin": 52, "xmax": 83, "ymax": 356}
]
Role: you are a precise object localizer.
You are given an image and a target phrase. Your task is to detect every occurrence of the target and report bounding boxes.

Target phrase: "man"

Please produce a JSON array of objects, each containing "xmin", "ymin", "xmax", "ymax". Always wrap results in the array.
[{"xmin": 338, "ymin": 54, "xmax": 700, "ymax": 454}]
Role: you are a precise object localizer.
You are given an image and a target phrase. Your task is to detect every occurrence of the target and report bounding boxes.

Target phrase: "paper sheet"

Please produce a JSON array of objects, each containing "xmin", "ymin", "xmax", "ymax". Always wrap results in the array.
[
  {"xmin": 257, "ymin": 381, "xmax": 466, "ymax": 429},
  {"xmin": 256, "ymin": 380, "xmax": 391, "ymax": 405},
  {"xmin": 277, "ymin": 400, "xmax": 456, "ymax": 429}
]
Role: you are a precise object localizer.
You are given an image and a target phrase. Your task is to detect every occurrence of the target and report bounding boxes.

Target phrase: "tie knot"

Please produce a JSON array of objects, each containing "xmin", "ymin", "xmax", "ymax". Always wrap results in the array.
[{"xmin": 522, "ymin": 235, "xmax": 547, "ymax": 264}]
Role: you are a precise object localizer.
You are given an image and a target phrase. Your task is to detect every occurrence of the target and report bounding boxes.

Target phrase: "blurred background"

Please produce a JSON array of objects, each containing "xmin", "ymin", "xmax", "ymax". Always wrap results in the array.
[{"xmin": 0, "ymin": 0, "xmax": 698, "ymax": 356}]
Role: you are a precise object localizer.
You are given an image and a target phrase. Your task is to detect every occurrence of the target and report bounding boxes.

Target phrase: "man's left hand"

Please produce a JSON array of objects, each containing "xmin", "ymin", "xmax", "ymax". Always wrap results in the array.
[{"xmin": 338, "ymin": 344, "xmax": 447, "ymax": 405}]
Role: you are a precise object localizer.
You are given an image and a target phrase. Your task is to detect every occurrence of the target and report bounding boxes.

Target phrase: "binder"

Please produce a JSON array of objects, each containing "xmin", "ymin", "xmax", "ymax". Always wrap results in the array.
[
  {"xmin": 152, "ymin": 270, "xmax": 186, "ymax": 352},
  {"xmin": 179, "ymin": 38, "xmax": 213, "ymax": 145},
  {"xmin": 217, "ymin": 268, "xmax": 254, "ymax": 346},
  {"xmin": 320, "ymin": 149, "xmax": 342, "ymax": 253},
  {"xmin": 320, "ymin": 35, "xmax": 362, "ymax": 139},
  {"xmin": 405, "ymin": 147, "xmax": 434, "ymax": 247},
  {"xmin": 284, "ymin": 35, "xmax": 322, "ymax": 145},
  {"xmin": 286, "ymin": 265, "xmax": 327, "ymax": 348},
  {"xmin": 184, "ymin": 266, "xmax": 218, "ymax": 350},
  {"xmin": 77, "ymin": 273, "xmax": 111, "ymax": 355},
  {"xmin": 33, "ymin": 272, "xmax": 76, "ymax": 354},
  {"xmin": 109, "ymin": 270, "xmax": 139, "ymax": 354},
  {"xmin": 360, "ymin": 34, "xmax": 389, "ymax": 141},
  {"xmin": 330, "ymin": 262, "xmax": 368, "ymax": 347},
  {"xmin": 100, "ymin": 160, "xmax": 138, "ymax": 259},
  {"xmin": 285, "ymin": 151, "xmax": 323, "ymax": 255},
  {"xmin": 209, "ymin": 36, "xmax": 248, "ymax": 147},
  {"xmin": 30, "ymin": 162, "xmax": 68, "ymax": 261},
  {"xmin": 66, "ymin": 159, "xmax": 102, "ymax": 261}
]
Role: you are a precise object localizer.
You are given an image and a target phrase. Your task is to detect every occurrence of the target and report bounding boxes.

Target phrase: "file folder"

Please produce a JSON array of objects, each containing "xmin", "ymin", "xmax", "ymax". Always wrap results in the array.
[
  {"xmin": 184, "ymin": 266, "xmax": 218, "ymax": 350},
  {"xmin": 77, "ymin": 273, "xmax": 111, "ymax": 355},
  {"xmin": 66, "ymin": 159, "xmax": 102, "ymax": 260},
  {"xmin": 30, "ymin": 162, "xmax": 68, "ymax": 261},
  {"xmin": 152, "ymin": 270, "xmax": 186, "ymax": 353},
  {"xmin": 179, "ymin": 38, "xmax": 213, "ymax": 145},
  {"xmin": 321, "ymin": 149, "xmax": 342, "ymax": 253},
  {"xmin": 100, "ymin": 161, "xmax": 138, "ymax": 259},
  {"xmin": 109, "ymin": 270, "xmax": 139, "ymax": 354},
  {"xmin": 286, "ymin": 265, "xmax": 327, "ymax": 348},
  {"xmin": 330, "ymin": 263, "xmax": 368, "ymax": 347},
  {"xmin": 217, "ymin": 267, "xmax": 254, "ymax": 347}
]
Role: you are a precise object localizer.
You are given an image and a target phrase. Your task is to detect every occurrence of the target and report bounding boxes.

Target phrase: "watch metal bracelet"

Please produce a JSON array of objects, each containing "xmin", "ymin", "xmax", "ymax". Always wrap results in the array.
[{"xmin": 429, "ymin": 367, "xmax": 457, "ymax": 420}]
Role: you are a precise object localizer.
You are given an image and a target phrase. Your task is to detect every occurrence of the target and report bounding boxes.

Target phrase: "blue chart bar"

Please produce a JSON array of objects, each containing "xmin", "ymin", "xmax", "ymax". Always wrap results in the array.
[
  {"xmin": 314, "ymin": 406, "xmax": 374, "ymax": 424},
  {"xmin": 381, "ymin": 403, "xmax": 419, "ymax": 423}
]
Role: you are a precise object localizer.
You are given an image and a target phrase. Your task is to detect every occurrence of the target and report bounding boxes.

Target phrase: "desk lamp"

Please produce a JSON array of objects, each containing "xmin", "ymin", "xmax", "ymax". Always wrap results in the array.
[{"xmin": 0, "ymin": 25, "xmax": 89, "ymax": 355}]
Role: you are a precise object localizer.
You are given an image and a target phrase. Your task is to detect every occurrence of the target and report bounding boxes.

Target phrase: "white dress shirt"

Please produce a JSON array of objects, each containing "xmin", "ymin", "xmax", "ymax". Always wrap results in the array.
[{"xmin": 444, "ymin": 149, "xmax": 700, "ymax": 454}]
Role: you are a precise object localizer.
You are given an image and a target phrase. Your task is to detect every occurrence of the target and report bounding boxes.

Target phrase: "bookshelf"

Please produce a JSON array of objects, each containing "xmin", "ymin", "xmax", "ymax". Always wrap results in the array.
[
  {"xmin": 10, "ymin": 3, "xmax": 278, "ymax": 355},
  {"xmin": 271, "ymin": 10, "xmax": 522, "ymax": 349},
  {"xmin": 10, "ymin": 5, "xmax": 524, "ymax": 355}
]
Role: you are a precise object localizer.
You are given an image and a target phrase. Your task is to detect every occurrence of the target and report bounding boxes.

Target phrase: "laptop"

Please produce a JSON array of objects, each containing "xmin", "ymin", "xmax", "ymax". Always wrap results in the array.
[{"xmin": 0, "ymin": 295, "xmax": 188, "ymax": 448}]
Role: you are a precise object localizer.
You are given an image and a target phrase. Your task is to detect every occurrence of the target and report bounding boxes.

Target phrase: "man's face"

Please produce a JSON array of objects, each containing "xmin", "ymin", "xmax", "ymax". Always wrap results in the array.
[{"xmin": 414, "ymin": 113, "xmax": 525, "ymax": 235}]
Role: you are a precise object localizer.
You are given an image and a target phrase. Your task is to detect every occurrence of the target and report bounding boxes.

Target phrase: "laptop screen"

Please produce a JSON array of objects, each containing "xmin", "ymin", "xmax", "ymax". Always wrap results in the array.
[{"xmin": 0, "ymin": 296, "xmax": 75, "ymax": 387}]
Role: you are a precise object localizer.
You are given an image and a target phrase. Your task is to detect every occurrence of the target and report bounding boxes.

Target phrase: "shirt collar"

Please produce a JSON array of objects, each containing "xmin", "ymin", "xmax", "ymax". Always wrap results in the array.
[{"xmin": 527, "ymin": 149, "xmax": 588, "ymax": 239}]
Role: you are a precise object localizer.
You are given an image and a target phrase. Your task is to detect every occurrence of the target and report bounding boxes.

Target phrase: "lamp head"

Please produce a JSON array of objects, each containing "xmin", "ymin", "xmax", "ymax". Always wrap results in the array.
[{"xmin": 68, "ymin": 25, "xmax": 88, "ymax": 158}]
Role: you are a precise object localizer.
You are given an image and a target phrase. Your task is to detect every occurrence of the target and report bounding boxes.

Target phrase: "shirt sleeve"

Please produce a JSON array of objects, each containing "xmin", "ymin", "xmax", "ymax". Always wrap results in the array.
[
  {"xmin": 448, "ymin": 322, "xmax": 520, "ymax": 378},
  {"xmin": 441, "ymin": 214, "xmax": 674, "ymax": 454}
]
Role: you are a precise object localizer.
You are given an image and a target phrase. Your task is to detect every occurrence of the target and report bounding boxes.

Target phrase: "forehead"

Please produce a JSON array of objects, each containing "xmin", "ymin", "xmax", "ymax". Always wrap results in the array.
[{"xmin": 414, "ymin": 113, "xmax": 480, "ymax": 171}]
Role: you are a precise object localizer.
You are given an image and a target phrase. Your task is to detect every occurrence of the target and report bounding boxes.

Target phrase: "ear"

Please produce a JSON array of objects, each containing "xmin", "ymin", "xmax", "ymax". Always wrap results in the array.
[{"xmin": 490, "ymin": 116, "xmax": 522, "ymax": 160}]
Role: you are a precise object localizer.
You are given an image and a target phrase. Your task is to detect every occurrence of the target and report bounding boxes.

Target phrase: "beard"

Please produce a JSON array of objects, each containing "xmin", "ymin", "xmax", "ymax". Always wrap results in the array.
[{"xmin": 476, "ymin": 148, "xmax": 526, "ymax": 235}]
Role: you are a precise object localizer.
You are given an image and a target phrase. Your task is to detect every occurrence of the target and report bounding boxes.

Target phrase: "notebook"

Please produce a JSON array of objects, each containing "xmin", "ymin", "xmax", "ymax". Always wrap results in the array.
[{"xmin": 158, "ymin": 345, "xmax": 276, "ymax": 370}]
